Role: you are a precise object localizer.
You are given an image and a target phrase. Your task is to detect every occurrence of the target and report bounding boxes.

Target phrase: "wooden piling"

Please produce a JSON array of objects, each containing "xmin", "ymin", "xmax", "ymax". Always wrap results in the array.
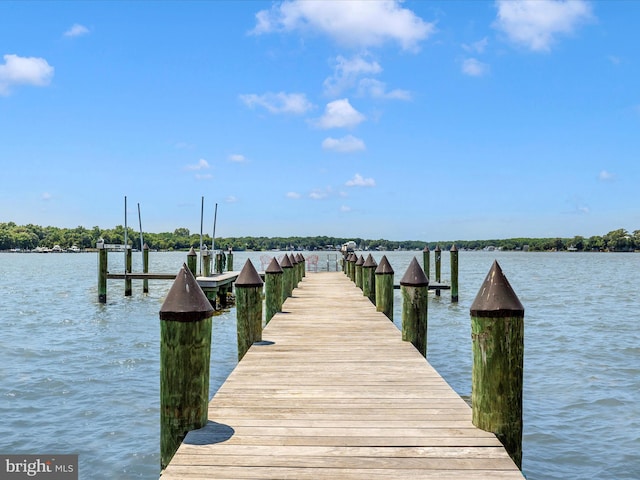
[
  {"xmin": 98, "ymin": 244, "xmax": 107, "ymax": 303},
  {"xmin": 142, "ymin": 243, "xmax": 149, "ymax": 294},
  {"xmin": 434, "ymin": 245, "xmax": 442, "ymax": 297},
  {"xmin": 265, "ymin": 257, "xmax": 283, "ymax": 324},
  {"xmin": 348, "ymin": 253, "xmax": 357, "ymax": 282},
  {"xmin": 423, "ymin": 245, "xmax": 430, "ymax": 280},
  {"xmin": 355, "ymin": 254, "xmax": 364, "ymax": 290},
  {"xmin": 227, "ymin": 248, "xmax": 234, "ymax": 272},
  {"xmin": 289, "ymin": 254, "xmax": 298, "ymax": 289},
  {"xmin": 235, "ymin": 259, "xmax": 264, "ymax": 361},
  {"xmin": 202, "ymin": 250, "xmax": 211, "ymax": 277},
  {"xmin": 125, "ymin": 246, "xmax": 132, "ymax": 296},
  {"xmin": 160, "ymin": 264, "xmax": 214, "ymax": 470},
  {"xmin": 374, "ymin": 255, "xmax": 394, "ymax": 321},
  {"xmin": 362, "ymin": 254, "xmax": 377, "ymax": 304},
  {"xmin": 470, "ymin": 260, "xmax": 524, "ymax": 469},
  {"xmin": 280, "ymin": 254, "xmax": 294, "ymax": 300},
  {"xmin": 187, "ymin": 247, "xmax": 197, "ymax": 275},
  {"xmin": 450, "ymin": 244, "xmax": 459, "ymax": 303},
  {"xmin": 400, "ymin": 257, "xmax": 429, "ymax": 358},
  {"xmin": 215, "ymin": 252, "xmax": 224, "ymax": 274}
]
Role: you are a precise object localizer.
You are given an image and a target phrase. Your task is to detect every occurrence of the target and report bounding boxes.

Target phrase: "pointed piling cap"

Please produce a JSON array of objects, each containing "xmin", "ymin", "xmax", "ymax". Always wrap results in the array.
[
  {"xmin": 280, "ymin": 254, "xmax": 293, "ymax": 268},
  {"xmin": 187, "ymin": 246, "xmax": 197, "ymax": 257},
  {"xmin": 349, "ymin": 253, "xmax": 357, "ymax": 262},
  {"xmin": 363, "ymin": 254, "xmax": 377, "ymax": 268},
  {"xmin": 355, "ymin": 255, "xmax": 365, "ymax": 266},
  {"xmin": 423, "ymin": 245, "xmax": 429, "ymax": 252},
  {"xmin": 265, "ymin": 257, "xmax": 283, "ymax": 274},
  {"xmin": 236, "ymin": 259, "xmax": 264, "ymax": 288},
  {"xmin": 143, "ymin": 243, "xmax": 149, "ymax": 250},
  {"xmin": 450, "ymin": 244, "xmax": 458, "ymax": 252},
  {"xmin": 375, "ymin": 255, "xmax": 394, "ymax": 275},
  {"xmin": 435, "ymin": 245, "xmax": 441, "ymax": 252},
  {"xmin": 160, "ymin": 263, "xmax": 214, "ymax": 322},
  {"xmin": 400, "ymin": 257, "xmax": 429, "ymax": 287},
  {"xmin": 289, "ymin": 253, "xmax": 297, "ymax": 265},
  {"xmin": 470, "ymin": 260, "xmax": 524, "ymax": 317}
]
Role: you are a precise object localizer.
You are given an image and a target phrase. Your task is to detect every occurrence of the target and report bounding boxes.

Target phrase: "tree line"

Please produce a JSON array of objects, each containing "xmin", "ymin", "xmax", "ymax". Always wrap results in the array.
[{"xmin": 1, "ymin": 222, "xmax": 638, "ymax": 252}]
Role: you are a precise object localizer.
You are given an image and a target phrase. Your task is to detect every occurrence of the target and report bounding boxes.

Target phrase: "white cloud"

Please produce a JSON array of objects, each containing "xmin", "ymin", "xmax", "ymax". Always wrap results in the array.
[
  {"xmin": 598, "ymin": 170, "xmax": 615, "ymax": 181},
  {"xmin": 64, "ymin": 24, "xmax": 90, "ymax": 37},
  {"xmin": 194, "ymin": 173, "xmax": 213, "ymax": 180},
  {"xmin": 340, "ymin": 205, "xmax": 352, "ymax": 212},
  {"xmin": 357, "ymin": 78, "xmax": 411, "ymax": 100},
  {"xmin": 462, "ymin": 37, "xmax": 489, "ymax": 54},
  {"xmin": 225, "ymin": 195, "xmax": 238, "ymax": 203},
  {"xmin": 251, "ymin": 0, "xmax": 436, "ymax": 51},
  {"xmin": 324, "ymin": 54, "xmax": 382, "ymax": 97},
  {"xmin": 185, "ymin": 158, "xmax": 210, "ymax": 171},
  {"xmin": 493, "ymin": 0, "xmax": 593, "ymax": 52},
  {"xmin": 309, "ymin": 190, "xmax": 328, "ymax": 200},
  {"xmin": 462, "ymin": 58, "xmax": 490, "ymax": 77},
  {"xmin": 315, "ymin": 99, "xmax": 365, "ymax": 129},
  {"xmin": 286, "ymin": 192, "xmax": 301, "ymax": 199},
  {"xmin": 345, "ymin": 173, "xmax": 376, "ymax": 187},
  {"xmin": 239, "ymin": 92, "xmax": 313, "ymax": 114},
  {"xmin": 41, "ymin": 192, "xmax": 52, "ymax": 201},
  {"xmin": 229, "ymin": 154, "xmax": 246, "ymax": 163},
  {"xmin": 0, "ymin": 54, "xmax": 54, "ymax": 95},
  {"xmin": 322, "ymin": 135, "xmax": 366, "ymax": 153}
]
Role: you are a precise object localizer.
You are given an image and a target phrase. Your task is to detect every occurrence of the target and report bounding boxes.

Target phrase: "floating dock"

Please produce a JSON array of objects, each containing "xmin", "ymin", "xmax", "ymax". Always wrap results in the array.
[{"xmin": 161, "ymin": 272, "xmax": 524, "ymax": 479}]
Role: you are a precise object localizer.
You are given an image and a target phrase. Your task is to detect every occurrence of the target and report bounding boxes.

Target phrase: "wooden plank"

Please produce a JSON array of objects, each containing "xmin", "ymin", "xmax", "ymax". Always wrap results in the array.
[{"xmin": 161, "ymin": 272, "xmax": 524, "ymax": 479}]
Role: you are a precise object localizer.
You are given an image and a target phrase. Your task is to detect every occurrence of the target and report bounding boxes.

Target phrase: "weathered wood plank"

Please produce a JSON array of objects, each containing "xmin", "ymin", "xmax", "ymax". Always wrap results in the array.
[{"xmin": 161, "ymin": 272, "xmax": 524, "ymax": 479}]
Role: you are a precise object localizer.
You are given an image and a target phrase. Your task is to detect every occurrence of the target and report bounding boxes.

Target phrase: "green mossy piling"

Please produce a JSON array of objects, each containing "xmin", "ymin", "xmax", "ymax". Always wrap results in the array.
[
  {"xmin": 400, "ymin": 257, "xmax": 429, "ymax": 358},
  {"xmin": 470, "ymin": 260, "xmax": 524, "ymax": 469},
  {"xmin": 362, "ymin": 254, "xmax": 377, "ymax": 305},
  {"xmin": 98, "ymin": 245, "xmax": 107, "ymax": 303},
  {"xmin": 375, "ymin": 255, "xmax": 394, "ymax": 321},
  {"xmin": 235, "ymin": 259, "xmax": 264, "ymax": 361},
  {"xmin": 187, "ymin": 247, "xmax": 197, "ymax": 276},
  {"xmin": 143, "ymin": 244, "xmax": 149, "ymax": 293},
  {"xmin": 265, "ymin": 257, "xmax": 283, "ymax": 324},
  {"xmin": 160, "ymin": 264, "xmax": 214, "ymax": 470},
  {"xmin": 450, "ymin": 244, "xmax": 459, "ymax": 303},
  {"xmin": 434, "ymin": 245, "xmax": 442, "ymax": 297},
  {"xmin": 125, "ymin": 247, "xmax": 132, "ymax": 296}
]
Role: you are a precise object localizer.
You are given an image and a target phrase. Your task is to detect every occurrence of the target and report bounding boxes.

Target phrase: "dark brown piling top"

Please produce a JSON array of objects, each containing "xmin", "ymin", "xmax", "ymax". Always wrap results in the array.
[
  {"xmin": 289, "ymin": 253, "xmax": 297, "ymax": 265},
  {"xmin": 265, "ymin": 257, "xmax": 283, "ymax": 274},
  {"xmin": 363, "ymin": 254, "xmax": 377, "ymax": 268},
  {"xmin": 435, "ymin": 245, "xmax": 441, "ymax": 252},
  {"xmin": 470, "ymin": 260, "xmax": 524, "ymax": 317},
  {"xmin": 236, "ymin": 259, "xmax": 264, "ymax": 288},
  {"xmin": 400, "ymin": 257, "xmax": 429, "ymax": 287},
  {"xmin": 143, "ymin": 243, "xmax": 149, "ymax": 250},
  {"xmin": 187, "ymin": 246, "xmax": 197, "ymax": 257},
  {"xmin": 450, "ymin": 244, "xmax": 458, "ymax": 252},
  {"xmin": 296, "ymin": 253, "xmax": 305, "ymax": 262},
  {"xmin": 355, "ymin": 255, "xmax": 365, "ymax": 266},
  {"xmin": 375, "ymin": 255, "xmax": 394, "ymax": 275},
  {"xmin": 280, "ymin": 254, "xmax": 293, "ymax": 269},
  {"xmin": 160, "ymin": 264, "xmax": 214, "ymax": 322},
  {"xmin": 423, "ymin": 245, "xmax": 429, "ymax": 252}
]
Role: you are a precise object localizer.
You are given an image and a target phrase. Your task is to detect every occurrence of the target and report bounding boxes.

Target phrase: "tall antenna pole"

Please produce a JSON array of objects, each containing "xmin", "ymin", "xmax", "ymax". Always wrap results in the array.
[
  {"xmin": 199, "ymin": 196, "xmax": 204, "ymax": 275},
  {"xmin": 124, "ymin": 196, "xmax": 128, "ymax": 252},
  {"xmin": 212, "ymin": 203, "xmax": 218, "ymax": 252},
  {"xmin": 137, "ymin": 203, "xmax": 144, "ymax": 252}
]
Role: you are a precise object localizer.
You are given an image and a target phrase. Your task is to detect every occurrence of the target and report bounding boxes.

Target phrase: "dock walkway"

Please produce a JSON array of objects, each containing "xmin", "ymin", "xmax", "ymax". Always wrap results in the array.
[{"xmin": 161, "ymin": 272, "xmax": 524, "ymax": 479}]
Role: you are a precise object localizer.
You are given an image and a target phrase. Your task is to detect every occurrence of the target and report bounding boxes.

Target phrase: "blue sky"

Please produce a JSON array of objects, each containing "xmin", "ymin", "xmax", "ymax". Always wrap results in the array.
[{"xmin": 1, "ymin": 1, "xmax": 638, "ymax": 241}]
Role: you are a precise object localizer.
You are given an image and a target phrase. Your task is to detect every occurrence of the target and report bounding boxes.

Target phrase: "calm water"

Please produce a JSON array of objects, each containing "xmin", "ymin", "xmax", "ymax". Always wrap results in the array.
[{"xmin": 0, "ymin": 251, "xmax": 638, "ymax": 479}]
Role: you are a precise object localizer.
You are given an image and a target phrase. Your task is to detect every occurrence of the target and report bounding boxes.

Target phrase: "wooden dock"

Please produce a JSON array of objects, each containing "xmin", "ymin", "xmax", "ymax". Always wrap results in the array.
[{"xmin": 161, "ymin": 272, "xmax": 524, "ymax": 479}]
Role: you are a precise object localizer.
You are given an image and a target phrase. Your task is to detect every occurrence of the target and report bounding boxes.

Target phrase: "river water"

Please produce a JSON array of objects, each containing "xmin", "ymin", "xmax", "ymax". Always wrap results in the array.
[{"xmin": 0, "ymin": 251, "xmax": 638, "ymax": 479}]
